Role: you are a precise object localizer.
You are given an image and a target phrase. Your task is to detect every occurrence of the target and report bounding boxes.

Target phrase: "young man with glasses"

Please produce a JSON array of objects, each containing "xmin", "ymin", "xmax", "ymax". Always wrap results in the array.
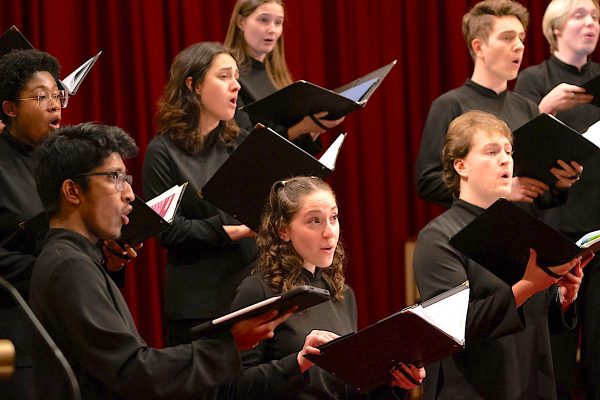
[{"xmin": 29, "ymin": 122, "xmax": 291, "ymax": 400}]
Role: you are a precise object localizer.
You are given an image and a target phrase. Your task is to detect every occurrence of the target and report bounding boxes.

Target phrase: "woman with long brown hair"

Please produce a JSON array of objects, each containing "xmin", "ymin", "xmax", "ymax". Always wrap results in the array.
[
  {"xmin": 143, "ymin": 42, "xmax": 256, "ymax": 355},
  {"xmin": 225, "ymin": 0, "xmax": 344, "ymax": 155}
]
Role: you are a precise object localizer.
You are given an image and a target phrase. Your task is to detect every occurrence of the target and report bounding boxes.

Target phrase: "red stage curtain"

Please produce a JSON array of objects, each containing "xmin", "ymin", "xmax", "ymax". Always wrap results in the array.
[{"xmin": 2, "ymin": 0, "xmax": 596, "ymax": 347}]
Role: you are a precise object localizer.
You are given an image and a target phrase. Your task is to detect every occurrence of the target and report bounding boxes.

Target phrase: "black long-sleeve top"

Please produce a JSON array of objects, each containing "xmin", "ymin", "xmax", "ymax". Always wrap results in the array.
[
  {"xmin": 0, "ymin": 128, "xmax": 44, "ymax": 368},
  {"xmin": 224, "ymin": 270, "xmax": 406, "ymax": 400},
  {"xmin": 29, "ymin": 228, "xmax": 243, "ymax": 400},
  {"xmin": 514, "ymin": 56, "xmax": 600, "ymax": 237},
  {"xmin": 142, "ymin": 126, "xmax": 255, "ymax": 321},
  {"xmin": 235, "ymin": 58, "xmax": 323, "ymax": 155},
  {"xmin": 415, "ymin": 79, "xmax": 540, "ymax": 208},
  {"xmin": 413, "ymin": 199, "xmax": 575, "ymax": 400}
]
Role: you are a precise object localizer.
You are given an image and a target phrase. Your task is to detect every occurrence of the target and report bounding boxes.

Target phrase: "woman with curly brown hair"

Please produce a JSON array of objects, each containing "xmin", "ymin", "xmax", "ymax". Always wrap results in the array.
[
  {"xmin": 225, "ymin": 176, "xmax": 424, "ymax": 400},
  {"xmin": 142, "ymin": 42, "xmax": 257, "ymax": 355}
]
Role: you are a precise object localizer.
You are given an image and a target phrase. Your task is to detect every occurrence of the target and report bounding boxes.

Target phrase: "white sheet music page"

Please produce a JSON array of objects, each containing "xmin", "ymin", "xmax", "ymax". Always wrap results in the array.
[
  {"xmin": 318, "ymin": 133, "xmax": 346, "ymax": 170},
  {"xmin": 406, "ymin": 287, "xmax": 469, "ymax": 344},
  {"xmin": 146, "ymin": 183, "xmax": 187, "ymax": 223}
]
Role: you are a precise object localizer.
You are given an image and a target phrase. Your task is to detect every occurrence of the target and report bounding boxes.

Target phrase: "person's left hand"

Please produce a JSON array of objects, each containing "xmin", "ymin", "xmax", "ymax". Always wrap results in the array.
[
  {"xmin": 390, "ymin": 363, "xmax": 425, "ymax": 390},
  {"xmin": 557, "ymin": 253, "xmax": 594, "ymax": 310},
  {"xmin": 551, "ymin": 160, "xmax": 583, "ymax": 190},
  {"xmin": 103, "ymin": 240, "xmax": 143, "ymax": 272}
]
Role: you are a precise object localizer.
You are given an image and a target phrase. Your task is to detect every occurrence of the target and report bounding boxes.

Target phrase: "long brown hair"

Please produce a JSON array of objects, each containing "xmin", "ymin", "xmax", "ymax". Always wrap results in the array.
[
  {"xmin": 155, "ymin": 42, "xmax": 240, "ymax": 155},
  {"xmin": 254, "ymin": 177, "xmax": 346, "ymax": 300},
  {"xmin": 224, "ymin": 0, "xmax": 293, "ymax": 89}
]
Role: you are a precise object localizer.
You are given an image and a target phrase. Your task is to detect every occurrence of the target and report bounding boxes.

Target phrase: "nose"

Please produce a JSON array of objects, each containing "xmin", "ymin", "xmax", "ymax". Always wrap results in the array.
[
  {"xmin": 232, "ymin": 78, "xmax": 241, "ymax": 92},
  {"xmin": 514, "ymin": 38, "xmax": 524, "ymax": 52},
  {"xmin": 122, "ymin": 181, "xmax": 134, "ymax": 203},
  {"xmin": 585, "ymin": 13, "xmax": 596, "ymax": 26},
  {"xmin": 322, "ymin": 221, "xmax": 335, "ymax": 238},
  {"xmin": 47, "ymin": 97, "xmax": 60, "ymax": 111}
]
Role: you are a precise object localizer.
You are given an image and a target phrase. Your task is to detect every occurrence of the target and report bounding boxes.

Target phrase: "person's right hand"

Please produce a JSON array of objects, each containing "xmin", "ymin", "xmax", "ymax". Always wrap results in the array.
[
  {"xmin": 297, "ymin": 330, "xmax": 339, "ymax": 372},
  {"xmin": 287, "ymin": 111, "xmax": 345, "ymax": 141},
  {"xmin": 509, "ymin": 176, "xmax": 548, "ymax": 203},
  {"xmin": 538, "ymin": 83, "xmax": 593, "ymax": 115},
  {"xmin": 231, "ymin": 308, "xmax": 295, "ymax": 351}
]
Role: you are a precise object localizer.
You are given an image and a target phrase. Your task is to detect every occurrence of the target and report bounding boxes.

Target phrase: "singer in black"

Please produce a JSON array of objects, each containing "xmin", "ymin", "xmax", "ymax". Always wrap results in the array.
[
  {"xmin": 224, "ymin": 0, "xmax": 344, "ymax": 155},
  {"xmin": 0, "ymin": 49, "xmax": 138, "ymax": 399},
  {"xmin": 413, "ymin": 111, "xmax": 590, "ymax": 400},
  {"xmin": 29, "ymin": 122, "xmax": 290, "ymax": 400},
  {"xmin": 143, "ymin": 43, "xmax": 262, "ymax": 358},
  {"xmin": 0, "ymin": 49, "xmax": 65, "ymax": 400},
  {"xmin": 415, "ymin": 0, "xmax": 581, "ymax": 209},
  {"xmin": 224, "ymin": 177, "xmax": 425, "ymax": 399},
  {"xmin": 514, "ymin": 1, "xmax": 600, "ymax": 398}
]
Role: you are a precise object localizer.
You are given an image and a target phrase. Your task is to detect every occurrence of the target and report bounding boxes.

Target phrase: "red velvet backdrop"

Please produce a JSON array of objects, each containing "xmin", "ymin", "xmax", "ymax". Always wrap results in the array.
[{"xmin": 2, "ymin": 0, "xmax": 594, "ymax": 348}]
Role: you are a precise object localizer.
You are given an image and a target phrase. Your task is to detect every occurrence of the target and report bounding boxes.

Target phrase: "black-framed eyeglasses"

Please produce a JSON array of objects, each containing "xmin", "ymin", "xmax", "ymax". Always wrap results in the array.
[
  {"xmin": 17, "ymin": 89, "xmax": 69, "ymax": 109},
  {"xmin": 71, "ymin": 171, "xmax": 133, "ymax": 192}
]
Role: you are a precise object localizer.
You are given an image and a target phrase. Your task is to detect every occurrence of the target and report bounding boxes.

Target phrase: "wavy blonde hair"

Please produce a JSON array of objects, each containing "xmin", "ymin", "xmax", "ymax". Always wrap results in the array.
[
  {"xmin": 253, "ymin": 177, "xmax": 346, "ymax": 300},
  {"xmin": 224, "ymin": 0, "xmax": 293, "ymax": 89}
]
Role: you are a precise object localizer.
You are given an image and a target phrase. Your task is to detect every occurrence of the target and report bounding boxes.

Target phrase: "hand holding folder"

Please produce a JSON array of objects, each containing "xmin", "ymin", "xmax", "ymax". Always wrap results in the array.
[
  {"xmin": 189, "ymin": 285, "xmax": 331, "ymax": 337},
  {"xmin": 449, "ymin": 198, "xmax": 600, "ymax": 285},
  {"xmin": 240, "ymin": 61, "xmax": 396, "ymax": 128},
  {"xmin": 512, "ymin": 113, "xmax": 600, "ymax": 186},
  {"xmin": 304, "ymin": 282, "xmax": 469, "ymax": 392}
]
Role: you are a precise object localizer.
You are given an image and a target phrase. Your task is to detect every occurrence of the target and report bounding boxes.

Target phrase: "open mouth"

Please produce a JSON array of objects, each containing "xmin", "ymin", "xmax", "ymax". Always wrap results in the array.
[{"xmin": 49, "ymin": 117, "xmax": 61, "ymax": 130}]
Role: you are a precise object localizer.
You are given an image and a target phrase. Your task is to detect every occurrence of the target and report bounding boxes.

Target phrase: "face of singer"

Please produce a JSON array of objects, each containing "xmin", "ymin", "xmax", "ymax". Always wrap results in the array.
[
  {"xmin": 455, "ymin": 129, "xmax": 513, "ymax": 208},
  {"xmin": 76, "ymin": 153, "xmax": 134, "ymax": 243},
  {"xmin": 6, "ymin": 71, "xmax": 62, "ymax": 147},
  {"xmin": 196, "ymin": 53, "xmax": 241, "ymax": 128},
  {"xmin": 279, "ymin": 190, "xmax": 339, "ymax": 273},
  {"xmin": 474, "ymin": 16, "xmax": 526, "ymax": 82},
  {"xmin": 238, "ymin": 2, "xmax": 284, "ymax": 62},
  {"xmin": 556, "ymin": 0, "xmax": 600, "ymax": 58}
]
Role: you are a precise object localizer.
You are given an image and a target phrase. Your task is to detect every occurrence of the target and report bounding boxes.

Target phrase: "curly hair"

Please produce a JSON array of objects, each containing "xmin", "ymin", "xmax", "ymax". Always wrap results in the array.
[
  {"xmin": 253, "ymin": 176, "xmax": 346, "ymax": 300},
  {"xmin": 0, "ymin": 49, "xmax": 60, "ymax": 121},
  {"xmin": 224, "ymin": 0, "xmax": 293, "ymax": 89},
  {"xmin": 155, "ymin": 42, "xmax": 240, "ymax": 155}
]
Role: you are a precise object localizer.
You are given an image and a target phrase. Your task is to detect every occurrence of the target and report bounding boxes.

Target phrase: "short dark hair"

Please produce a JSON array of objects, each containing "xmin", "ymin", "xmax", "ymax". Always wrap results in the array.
[
  {"xmin": 462, "ymin": 0, "xmax": 529, "ymax": 59},
  {"xmin": 34, "ymin": 123, "xmax": 138, "ymax": 216},
  {"xmin": 0, "ymin": 49, "xmax": 61, "ymax": 121}
]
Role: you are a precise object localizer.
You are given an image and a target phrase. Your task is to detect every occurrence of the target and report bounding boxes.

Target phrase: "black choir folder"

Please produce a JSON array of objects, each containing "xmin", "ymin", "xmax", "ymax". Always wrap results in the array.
[
  {"xmin": 304, "ymin": 282, "xmax": 469, "ymax": 392},
  {"xmin": 18, "ymin": 183, "xmax": 186, "ymax": 246},
  {"xmin": 581, "ymin": 74, "xmax": 600, "ymax": 107},
  {"xmin": 200, "ymin": 124, "xmax": 346, "ymax": 231},
  {"xmin": 0, "ymin": 25, "xmax": 33, "ymax": 57},
  {"xmin": 0, "ymin": 25, "xmax": 101, "ymax": 95},
  {"xmin": 190, "ymin": 285, "xmax": 331, "ymax": 337},
  {"xmin": 512, "ymin": 113, "xmax": 600, "ymax": 186},
  {"xmin": 119, "ymin": 183, "xmax": 187, "ymax": 245},
  {"xmin": 240, "ymin": 60, "xmax": 396, "ymax": 128},
  {"xmin": 449, "ymin": 198, "xmax": 600, "ymax": 285}
]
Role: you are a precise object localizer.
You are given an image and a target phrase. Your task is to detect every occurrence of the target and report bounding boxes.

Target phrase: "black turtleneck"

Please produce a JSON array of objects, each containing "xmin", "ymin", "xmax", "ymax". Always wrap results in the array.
[
  {"xmin": 415, "ymin": 79, "xmax": 540, "ymax": 208},
  {"xmin": 225, "ymin": 270, "xmax": 404, "ymax": 399},
  {"xmin": 234, "ymin": 58, "xmax": 323, "ymax": 155}
]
